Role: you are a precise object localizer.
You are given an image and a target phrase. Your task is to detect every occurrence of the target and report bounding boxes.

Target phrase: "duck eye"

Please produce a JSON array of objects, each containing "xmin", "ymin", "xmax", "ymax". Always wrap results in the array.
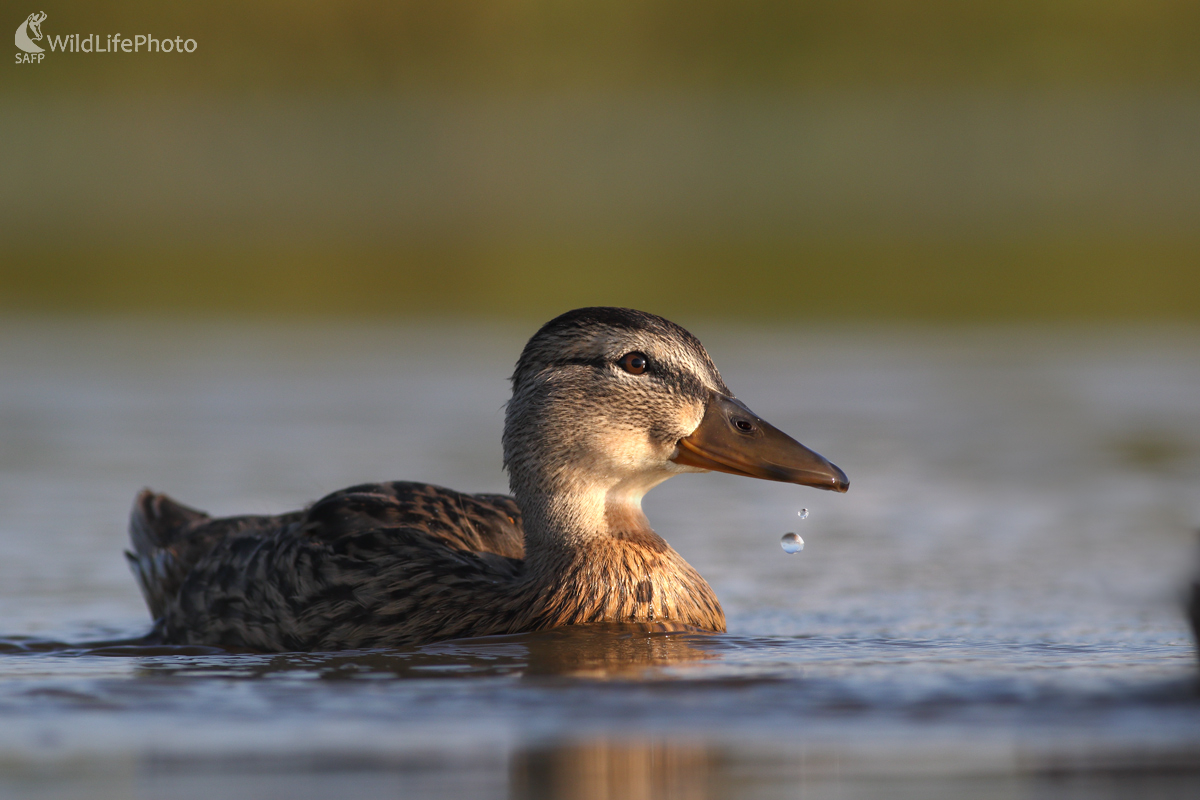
[{"xmin": 618, "ymin": 352, "xmax": 649, "ymax": 375}]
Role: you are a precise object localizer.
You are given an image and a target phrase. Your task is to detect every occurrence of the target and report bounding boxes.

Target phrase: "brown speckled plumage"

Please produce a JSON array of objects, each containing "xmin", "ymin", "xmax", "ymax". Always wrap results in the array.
[
  {"xmin": 126, "ymin": 307, "xmax": 845, "ymax": 652},
  {"xmin": 129, "ymin": 482, "xmax": 721, "ymax": 651}
]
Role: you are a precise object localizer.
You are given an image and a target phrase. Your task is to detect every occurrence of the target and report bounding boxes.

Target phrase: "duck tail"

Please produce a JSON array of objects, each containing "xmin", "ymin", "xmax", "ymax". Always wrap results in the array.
[
  {"xmin": 129, "ymin": 489, "xmax": 209, "ymax": 555},
  {"xmin": 126, "ymin": 489, "xmax": 211, "ymax": 620}
]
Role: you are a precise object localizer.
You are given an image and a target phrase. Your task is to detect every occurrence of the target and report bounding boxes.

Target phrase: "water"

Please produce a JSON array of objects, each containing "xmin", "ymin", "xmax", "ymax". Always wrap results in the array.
[
  {"xmin": 798, "ymin": 508, "xmax": 809, "ymax": 519},
  {"xmin": 1, "ymin": 318, "xmax": 1199, "ymax": 799},
  {"xmin": 780, "ymin": 533, "xmax": 804, "ymax": 554}
]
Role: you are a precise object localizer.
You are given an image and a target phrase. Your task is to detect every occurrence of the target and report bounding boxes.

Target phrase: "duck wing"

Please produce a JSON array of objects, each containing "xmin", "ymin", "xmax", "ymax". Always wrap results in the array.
[
  {"xmin": 127, "ymin": 481, "xmax": 526, "ymax": 648},
  {"xmin": 299, "ymin": 481, "xmax": 524, "ymax": 559}
]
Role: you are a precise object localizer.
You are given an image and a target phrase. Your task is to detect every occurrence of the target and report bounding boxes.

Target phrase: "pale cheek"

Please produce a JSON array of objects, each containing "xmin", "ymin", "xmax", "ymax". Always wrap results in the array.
[
  {"xmin": 585, "ymin": 401, "xmax": 706, "ymax": 475},
  {"xmin": 590, "ymin": 427, "xmax": 670, "ymax": 474},
  {"xmin": 678, "ymin": 403, "xmax": 705, "ymax": 438}
]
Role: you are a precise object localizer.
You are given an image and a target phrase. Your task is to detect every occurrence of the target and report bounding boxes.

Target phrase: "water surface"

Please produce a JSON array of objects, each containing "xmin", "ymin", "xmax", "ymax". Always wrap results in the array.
[{"xmin": 1, "ymin": 319, "xmax": 1198, "ymax": 798}]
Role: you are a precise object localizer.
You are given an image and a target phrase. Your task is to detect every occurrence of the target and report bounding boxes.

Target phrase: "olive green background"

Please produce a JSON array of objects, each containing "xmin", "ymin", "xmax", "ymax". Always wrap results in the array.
[{"xmin": 6, "ymin": 2, "xmax": 1199, "ymax": 320}]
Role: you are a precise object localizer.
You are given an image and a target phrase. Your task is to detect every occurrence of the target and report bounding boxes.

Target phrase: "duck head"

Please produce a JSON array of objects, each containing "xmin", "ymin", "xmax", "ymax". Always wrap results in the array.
[{"xmin": 504, "ymin": 307, "xmax": 848, "ymax": 548}]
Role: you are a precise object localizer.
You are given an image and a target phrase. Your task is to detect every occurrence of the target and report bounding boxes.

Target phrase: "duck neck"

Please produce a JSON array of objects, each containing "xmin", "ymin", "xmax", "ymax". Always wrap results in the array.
[
  {"xmin": 516, "ymin": 469, "xmax": 665, "ymax": 556},
  {"xmin": 508, "ymin": 469, "xmax": 726, "ymax": 633}
]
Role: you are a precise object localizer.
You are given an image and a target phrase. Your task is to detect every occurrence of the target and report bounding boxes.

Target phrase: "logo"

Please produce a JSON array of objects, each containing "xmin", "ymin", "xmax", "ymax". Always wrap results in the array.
[
  {"xmin": 15, "ymin": 12, "xmax": 197, "ymax": 65},
  {"xmin": 15, "ymin": 11, "xmax": 46, "ymax": 56}
]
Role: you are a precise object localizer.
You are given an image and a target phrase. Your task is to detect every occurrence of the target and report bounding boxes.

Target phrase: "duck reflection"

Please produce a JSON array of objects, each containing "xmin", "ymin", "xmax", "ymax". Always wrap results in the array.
[
  {"xmin": 516, "ymin": 622, "xmax": 716, "ymax": 679},
  {"xmin": 511, "ymin": 738, "xmax": 718, "ymax": 800},
  {"xmin": 122, "ymin": 622, "xmax": 718, "ymax": 681}
]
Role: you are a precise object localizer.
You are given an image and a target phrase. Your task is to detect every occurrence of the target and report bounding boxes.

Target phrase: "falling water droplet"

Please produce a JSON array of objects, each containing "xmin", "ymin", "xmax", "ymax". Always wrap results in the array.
[
  {"xmin": 780, "ymin": 532, "xmax": 804, "ymax": 554},
  {"xmin": 798, "ymin": 509, "xmax": 809, "ymax": 520}
]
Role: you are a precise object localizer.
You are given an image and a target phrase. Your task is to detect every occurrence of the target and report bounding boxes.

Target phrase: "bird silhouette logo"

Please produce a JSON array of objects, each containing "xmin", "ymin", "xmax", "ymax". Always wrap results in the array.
[{"xmin": 15, "ymin": 11, "xmax": 47, "ymax": 54}]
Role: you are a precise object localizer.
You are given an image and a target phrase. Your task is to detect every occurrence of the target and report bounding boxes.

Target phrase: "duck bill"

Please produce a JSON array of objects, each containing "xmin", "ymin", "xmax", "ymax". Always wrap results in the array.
[{"xmin": 672, "ymin": 394, "xmax": 849, "ymax": 492}]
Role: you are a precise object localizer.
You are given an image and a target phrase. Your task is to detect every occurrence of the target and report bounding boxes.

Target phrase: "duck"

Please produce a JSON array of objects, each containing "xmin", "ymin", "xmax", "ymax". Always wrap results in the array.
[{"xmin": 126, "ymin": 307, "xmax": 848, "ymax": 652}]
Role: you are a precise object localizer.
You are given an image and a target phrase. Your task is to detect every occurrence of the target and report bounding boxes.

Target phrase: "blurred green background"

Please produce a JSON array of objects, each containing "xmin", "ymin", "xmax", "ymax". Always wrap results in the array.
[{"xmin": 5, "ymin": 1, "xmax": 1199, "ymax": 321}]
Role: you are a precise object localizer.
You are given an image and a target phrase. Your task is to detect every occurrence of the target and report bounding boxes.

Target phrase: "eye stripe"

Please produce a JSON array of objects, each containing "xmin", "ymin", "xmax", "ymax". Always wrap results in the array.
[
  {"xmin": 547, "ymin": 356, "xmax": 608, "ymax": 369},
  {"xmin": 540, "ymin": 353, "xmax": 709, "ymax": 404}
]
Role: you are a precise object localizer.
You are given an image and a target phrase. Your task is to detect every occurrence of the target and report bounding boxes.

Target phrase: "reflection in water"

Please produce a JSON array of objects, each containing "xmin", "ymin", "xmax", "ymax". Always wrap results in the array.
[
  {"xmin": 0, "ymin": 636, "xmax": 225, "ymax": 657},
  {"xmin": 511, "ymin": 739, "xmax": 717, "ymax": 800},
  {"xmin": 518, "ymin": 623, "xmax": 715, "ymax": 679},
  {"xmin": 2, "ymin": 623, "xmax": 717, "ymax": 682}
]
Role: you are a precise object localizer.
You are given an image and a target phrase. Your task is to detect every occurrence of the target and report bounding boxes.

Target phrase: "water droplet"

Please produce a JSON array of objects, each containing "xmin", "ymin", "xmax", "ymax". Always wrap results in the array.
[
  {"xmin": 780, "ymin": 532, "xmax": 804, "ymax": 554},
  {"xmin": 798, "ymin": 509, "xmax": 809, "ymax": 520}
]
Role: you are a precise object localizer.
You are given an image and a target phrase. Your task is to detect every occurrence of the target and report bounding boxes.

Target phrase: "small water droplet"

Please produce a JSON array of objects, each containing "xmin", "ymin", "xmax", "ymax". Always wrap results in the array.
[
  {"xmin": 798, "ymin": 509, "xmax": 809, "ymax": 520},
  {"xmin": 780, "ymin": 532, "xmax": 804, "ymax": 554}
]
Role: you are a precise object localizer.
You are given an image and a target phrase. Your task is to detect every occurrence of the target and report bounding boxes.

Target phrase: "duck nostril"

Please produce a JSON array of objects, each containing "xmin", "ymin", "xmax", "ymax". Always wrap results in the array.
[{"xmin": 733, "ymin": 419, "xmax": 755, "ymax": 433}]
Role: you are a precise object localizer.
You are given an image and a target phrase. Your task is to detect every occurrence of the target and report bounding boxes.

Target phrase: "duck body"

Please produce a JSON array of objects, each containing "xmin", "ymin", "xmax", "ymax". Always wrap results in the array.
[
  {"xmin": 127, "ymin": 308, "xmax": 846, "ymax": 652},
  {"xmin": 130, "ymin": 481, "xmax": 722, "ymax": 651}
]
